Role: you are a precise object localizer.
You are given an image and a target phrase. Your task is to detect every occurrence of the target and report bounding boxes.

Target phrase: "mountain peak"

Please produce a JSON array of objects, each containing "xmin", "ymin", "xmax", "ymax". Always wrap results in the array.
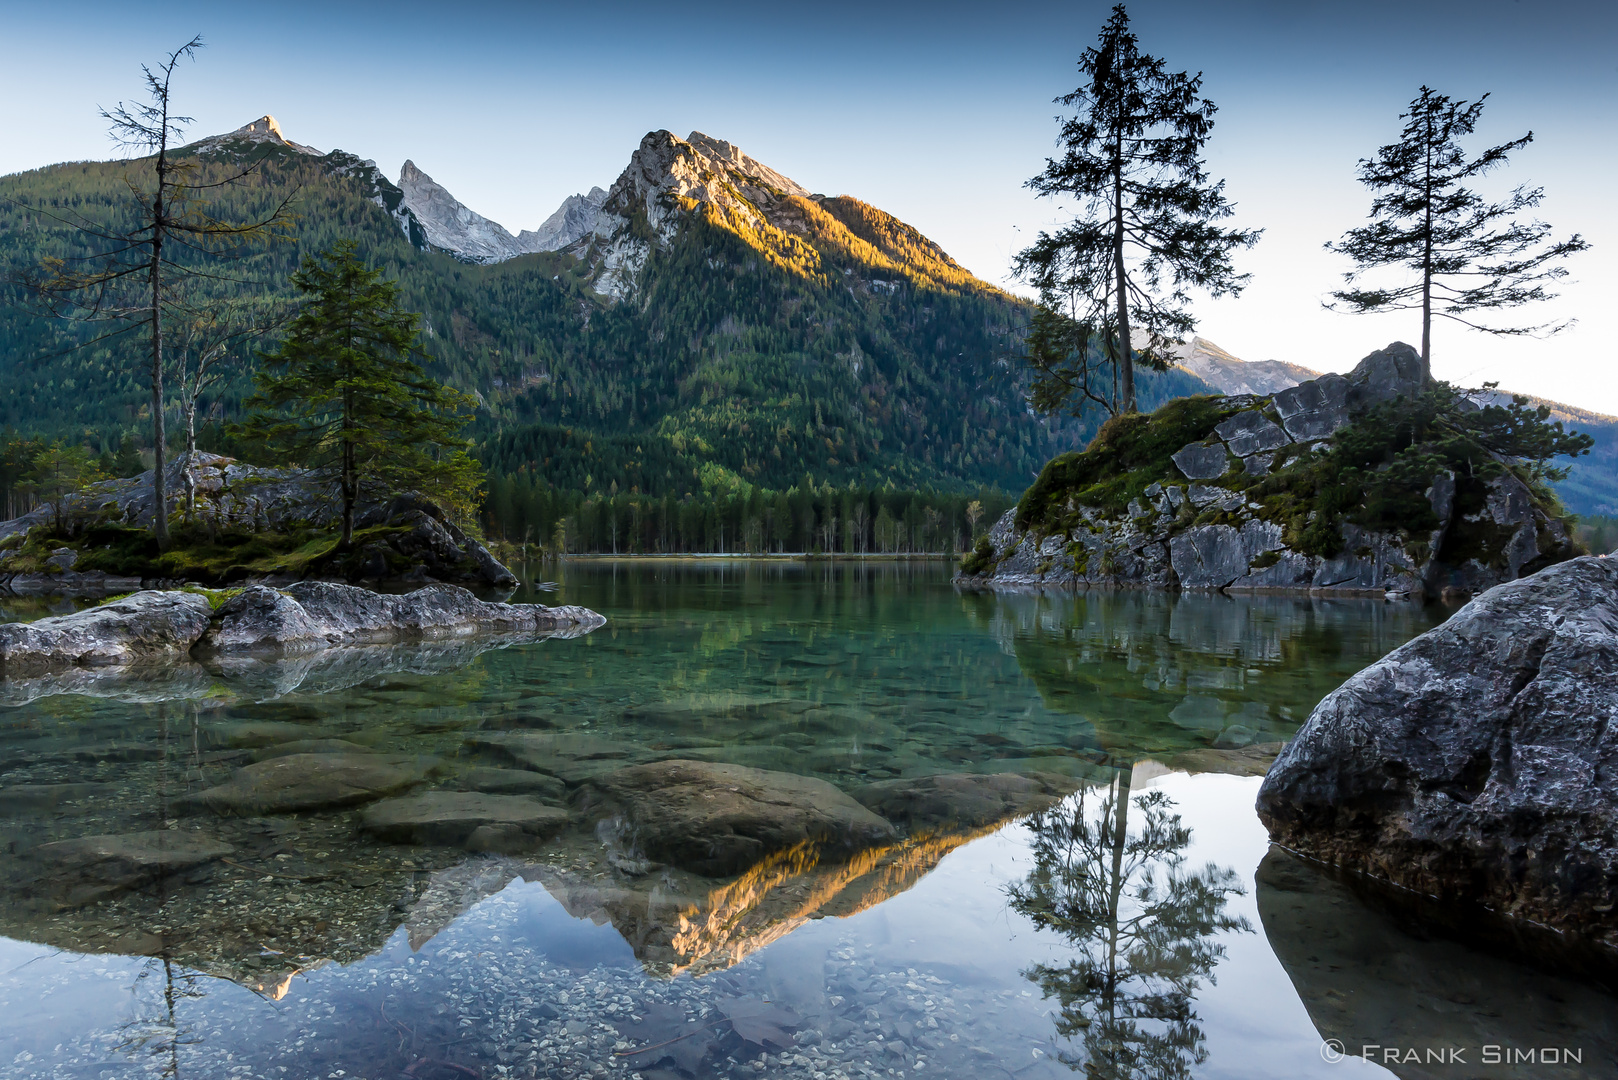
[
  {"xmin": 1171, "ymin": 336, "xmax": 1323, "ymax": 396},
  {"xmin": 685, "ymin": 131, "xmax": 810, "ymax": 200},
  {"xmin": 192, "ymin": 114, "xmax": 321, "ymax": 156}
]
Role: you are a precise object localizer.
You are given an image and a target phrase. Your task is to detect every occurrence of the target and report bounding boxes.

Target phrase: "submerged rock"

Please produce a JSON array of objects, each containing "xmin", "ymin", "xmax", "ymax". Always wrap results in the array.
[
  {"xmin": 577, "ymin": 760, "xmax": 898, "ymax": 877},
  {"xmin": 851, "ymin": 772, "xmax": 1075, "ymax": 830},
  {"xmin": 23, "ymin": 830, "xmax": 234, "ymax": 908},
  {"xmin": 360, "ymin": 791, "xmax": 570, "ymax": 848},
  {"xmin": 0, "ymin": 591, "xmax": 213, "ymax": 675},
  {"xmin": 1257, "ymin": 556, "xmax": 1618, "ymax": 939},
  {"xmin": 185, "ymin": 752, "xmax": 431, "ymax": 814},
  {"xmin": 452, "ymin": 767, "xmax": 568, "ymax": 801}
]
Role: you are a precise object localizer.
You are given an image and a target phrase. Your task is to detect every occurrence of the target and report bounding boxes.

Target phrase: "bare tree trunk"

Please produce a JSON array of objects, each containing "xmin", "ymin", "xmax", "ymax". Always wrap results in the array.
[
  {"xmin": 149, "ymin": 239, "xmax": 169, "ymax": 545},
  {"xmin": 1113, "ymin": 140, "xmax": 1135, "ymax": 414}
]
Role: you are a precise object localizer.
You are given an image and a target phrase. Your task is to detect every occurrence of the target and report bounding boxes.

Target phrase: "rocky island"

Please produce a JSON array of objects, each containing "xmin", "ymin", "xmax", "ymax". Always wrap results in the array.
[
  {"xmin": 959, "ymin": 343, "xmax": 1583, "ymax": 598},
  {"xmin": 0, "ymin": 453, "xmax": 517, "ymax": 595}
]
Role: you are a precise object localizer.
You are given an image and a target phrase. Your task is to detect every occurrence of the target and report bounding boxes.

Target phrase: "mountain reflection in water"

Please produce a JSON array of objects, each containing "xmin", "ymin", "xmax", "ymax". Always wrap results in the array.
[{"xmin": 7, "ymin": 561, "xmax": 1607, "ymax": 1079}]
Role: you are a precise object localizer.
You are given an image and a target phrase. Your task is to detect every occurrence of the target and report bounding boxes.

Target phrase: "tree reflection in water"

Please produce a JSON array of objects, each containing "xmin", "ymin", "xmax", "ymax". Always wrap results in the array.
[{"xmin": 1008, "ymin": 775, "xmax": 1250, "ymax": 1079}]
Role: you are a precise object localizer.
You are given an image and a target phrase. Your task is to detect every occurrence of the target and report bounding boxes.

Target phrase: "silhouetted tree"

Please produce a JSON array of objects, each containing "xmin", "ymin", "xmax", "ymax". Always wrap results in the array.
[
  {"xmin": 1015, "ymin": 4, "xmax": 1259, "ymax": 416},
  {"xmin": 20, "ymin": 37, "xmax": 294, "ymax": 546},
  {"xmin": 1326, "ymin": 86, "xmax": 1589, "ymax": 382}
]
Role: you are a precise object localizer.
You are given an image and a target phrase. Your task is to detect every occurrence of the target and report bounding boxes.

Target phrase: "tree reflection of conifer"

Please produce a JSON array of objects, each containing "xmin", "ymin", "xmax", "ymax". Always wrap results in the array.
[{"xmin": 1007, "ymin": 774, "xmax": 1250, "ymax": 1079}]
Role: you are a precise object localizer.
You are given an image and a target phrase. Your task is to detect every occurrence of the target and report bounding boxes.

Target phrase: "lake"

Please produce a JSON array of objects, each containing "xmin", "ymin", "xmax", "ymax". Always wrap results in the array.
[{"xmin": 0, "ymin": 561, "xmax": 1613, "ymax": 1079}]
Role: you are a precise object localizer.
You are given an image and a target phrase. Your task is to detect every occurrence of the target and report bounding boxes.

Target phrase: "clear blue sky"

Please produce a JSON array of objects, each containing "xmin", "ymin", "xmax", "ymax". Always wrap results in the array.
[{"xmin": 4, "ymin": 0, "xmax": 1614, "ymax": 410}]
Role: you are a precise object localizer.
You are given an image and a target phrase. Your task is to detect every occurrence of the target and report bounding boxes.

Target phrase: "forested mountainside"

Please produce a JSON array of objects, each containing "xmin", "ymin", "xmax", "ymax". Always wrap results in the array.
[{"xmin": 0, "ymin": 121, "xmax": 1210, "ymax": 523}]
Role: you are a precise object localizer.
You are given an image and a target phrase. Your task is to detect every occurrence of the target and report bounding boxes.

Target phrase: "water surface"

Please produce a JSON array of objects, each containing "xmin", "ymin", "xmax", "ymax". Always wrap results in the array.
[{"xmin": 0, "ymin": 561, "xmax": 1611, "ymax": 1079}]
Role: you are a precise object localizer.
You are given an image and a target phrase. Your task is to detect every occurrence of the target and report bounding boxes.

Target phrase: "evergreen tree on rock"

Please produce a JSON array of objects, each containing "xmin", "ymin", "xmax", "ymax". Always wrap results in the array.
[
  {"xmin": 236, "ymin": 241, "xmax": 482, "ymax": 549},
  {"xmin": 1326, "ymin": 86, "xmax": 1590, "ymax": 383},
  {"xmin": 1015, "ymin": 4, "xmax": 1259, "ymax": 416}
]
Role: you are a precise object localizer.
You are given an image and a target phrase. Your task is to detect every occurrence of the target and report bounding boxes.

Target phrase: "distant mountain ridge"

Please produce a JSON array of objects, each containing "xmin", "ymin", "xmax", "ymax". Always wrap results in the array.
[{"xmin": 4, "ymin": 116, "xmax": 1610, "ymax": 518}]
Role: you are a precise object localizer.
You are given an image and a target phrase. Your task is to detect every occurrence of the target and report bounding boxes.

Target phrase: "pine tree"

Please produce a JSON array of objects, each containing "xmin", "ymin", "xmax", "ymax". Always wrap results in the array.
[
  {"xmin": 1326, "ymin": 87, "xmax": 1590, "ymax": 382},
  {"xmin": 1014, "ymin": 4, "xmax": 1258, "ymax": 415},
  {"xmin": 235, "ymin": 241, "xmax": 483, "ymax": 548}
]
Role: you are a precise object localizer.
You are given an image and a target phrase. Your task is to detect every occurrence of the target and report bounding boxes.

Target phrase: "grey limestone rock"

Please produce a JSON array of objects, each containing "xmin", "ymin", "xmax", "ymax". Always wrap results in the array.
[
  {"xmin": 199, "ymin": 581, "xmax": 606, "ymax": 656},
  {"xmin": 1257, "ymin": 556, "xmax": 1618, "ymax": 938},
  {"xmin": 0, "ymin": 453, "xmax": 518, "ymax": 588},
  {"xmin": 24, "ymin": 830, "xmax": 234, "ymax": 908},
  {"xmin": 962, "ymin": 341, "xmax": 1557, "ymax": 599},
  {"xmin": 185, "ymin": 752, "xmax": 431, "ymax": 814},
  {"xmin": 0, "ymin": 591, "xmax": 213, "ymax": 675},
  {"xmin": 1171, "ymin": 442, "xmax": 1229, "ymax": 480},
  {"xmin": 576, "ymin": 759, "xmax": 898, "ymax": 877},
  {"xmin": 1170, "ymin": 520, "xmax": 1282, "ymax": 589},
  {"xmin": 360, "ymin": 791, "xmax": 571, "ymax": 847},
  {"xmin": 1215, "ymin": 410, "xmax": 1289, "ymax": 456}
]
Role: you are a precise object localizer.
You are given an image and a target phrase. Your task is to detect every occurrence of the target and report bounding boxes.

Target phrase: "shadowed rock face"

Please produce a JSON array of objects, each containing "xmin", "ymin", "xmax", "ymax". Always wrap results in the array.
[
  {"xmin": 968, "ymin": 342, "xmax": 1573, "ymax": 597},
  {"xmin": 1257, "ymin": 848, "xmax": 1618, "ymax": 1079},
  {"xmin": 1258, "ymin": 556, "xmax": 1618, "ymax": 940}
]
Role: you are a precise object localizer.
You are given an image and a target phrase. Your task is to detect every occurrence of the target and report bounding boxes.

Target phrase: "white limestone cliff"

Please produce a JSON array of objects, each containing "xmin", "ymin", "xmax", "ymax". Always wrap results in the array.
[{"xmin": 1171, "ymin": 337, "xmax": 1322, "ymax": 396}]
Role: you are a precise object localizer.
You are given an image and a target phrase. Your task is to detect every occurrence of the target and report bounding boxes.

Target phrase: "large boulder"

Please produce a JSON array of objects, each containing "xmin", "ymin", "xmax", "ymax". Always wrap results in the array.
[
  {"xmin": 198, "ymin": 581, "xmax": 606, "ymax": 654},
  {"xmin": 576, "ymin": 760, "xmax": 898, "ymax": 877},
  {"xmin": 0, "ymin": 454, "xmax": 518, "ymax": 588},
  {"xmin": 1257, "ymin": 556, "xmax": 1618, "ymax": 939},
  {"xmin": 0, "ymin": 591, "xmax": 213, "ymax": 675}
]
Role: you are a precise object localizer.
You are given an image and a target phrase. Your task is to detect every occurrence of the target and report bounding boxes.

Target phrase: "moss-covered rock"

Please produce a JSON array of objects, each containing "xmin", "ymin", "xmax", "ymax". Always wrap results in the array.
[{"xmin": 963, "ymin": 343, "xmax": 1582, "ymax": 597}]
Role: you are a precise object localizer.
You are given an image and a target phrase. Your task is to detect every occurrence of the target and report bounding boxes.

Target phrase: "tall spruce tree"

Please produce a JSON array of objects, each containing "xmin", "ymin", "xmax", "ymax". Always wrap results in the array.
[
  {"xmin": 236, "ymin": 241, "xmax": 482, "ymax": 548},
  {"xmin": 1326, "ymin": 87, "xmax": 1589, "ymax": 383},
  {"xmin": 1014, "ymin": 4, "xmax": 1258, "ymax": 416},
  {"xmin": 20, "ymin": 37, "xmax": 294, "ymax": 547}
]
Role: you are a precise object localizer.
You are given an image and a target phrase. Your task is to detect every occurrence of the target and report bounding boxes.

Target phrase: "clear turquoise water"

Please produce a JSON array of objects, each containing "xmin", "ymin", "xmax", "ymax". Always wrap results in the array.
[{"xmin": 0, "ymin": 562, "xmax": 1612, "ymax": 1079}]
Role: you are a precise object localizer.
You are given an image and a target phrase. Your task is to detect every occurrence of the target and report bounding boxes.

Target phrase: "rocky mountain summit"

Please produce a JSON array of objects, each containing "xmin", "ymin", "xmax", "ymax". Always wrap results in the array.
[
  {"xmin": 1257, "ymin": 555, "xmax": 1618, "ymax": 941},
  {"xmin": 962, "ymin": 342, "xmax": 1576, "ymax": 597},
  {"xmin": 1170, "ymin": 336, "xmax": 1321, "ymax": 397}
]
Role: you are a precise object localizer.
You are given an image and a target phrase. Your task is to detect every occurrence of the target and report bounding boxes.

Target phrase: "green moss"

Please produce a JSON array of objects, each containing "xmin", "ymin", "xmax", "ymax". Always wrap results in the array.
[
  {"xmin": 1250, "ymin": 549, "xmax": 1281, "ymax": 570},
  {"xmin": 1015, "ymin": 396, "xmax": 1236, "ymax": 534},
  {"xmin": 958, "ymin": 535, "xmax": 995, "ymax": 576}
]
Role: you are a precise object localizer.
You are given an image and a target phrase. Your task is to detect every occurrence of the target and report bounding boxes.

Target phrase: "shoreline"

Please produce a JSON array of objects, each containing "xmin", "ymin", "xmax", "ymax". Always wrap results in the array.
[{"xmin": 551, "ymin": 552, "xmax": 961, "ymax": 562}]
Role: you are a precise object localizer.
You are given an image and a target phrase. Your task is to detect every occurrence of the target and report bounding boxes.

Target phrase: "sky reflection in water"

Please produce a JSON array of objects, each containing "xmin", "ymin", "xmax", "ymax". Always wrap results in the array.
[{"xmin": 0, "ymin": 561, "xmax": 1610, "ymax": 1079}]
